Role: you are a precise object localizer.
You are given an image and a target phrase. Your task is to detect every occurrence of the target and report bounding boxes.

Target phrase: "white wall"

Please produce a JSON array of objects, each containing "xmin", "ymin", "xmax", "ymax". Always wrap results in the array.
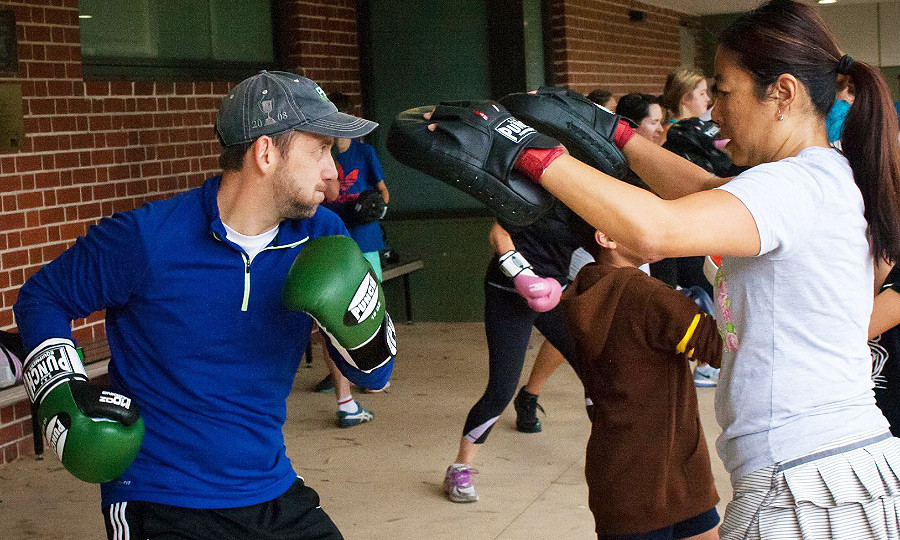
[
  {"xmin": 879, "ymin": 2, "xmax": 900, "ymax": 67},
  {"xmin": 817, "ymin": 1, "xmax": 900, "ymax": 67}
]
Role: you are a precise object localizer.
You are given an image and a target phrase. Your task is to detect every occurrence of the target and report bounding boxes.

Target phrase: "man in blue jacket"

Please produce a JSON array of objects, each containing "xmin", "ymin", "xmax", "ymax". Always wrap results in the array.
[{"xmin": 14, "ymin": 71, "xmax": 394, "ymax": 540}]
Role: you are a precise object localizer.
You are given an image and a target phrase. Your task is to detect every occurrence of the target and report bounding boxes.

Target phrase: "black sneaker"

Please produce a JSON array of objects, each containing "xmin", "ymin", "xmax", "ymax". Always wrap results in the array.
[
  {"xmin": 312, "ymin": 374, "xmax": 335, "ymax": 393},
  {"xmin": 514, "ymin": 386, "xmax": 544, "ymax": 433}
]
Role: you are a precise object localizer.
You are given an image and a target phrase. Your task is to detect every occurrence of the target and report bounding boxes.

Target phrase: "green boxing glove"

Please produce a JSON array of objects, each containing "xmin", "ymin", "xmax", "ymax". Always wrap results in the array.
[
  {"xmin": 23, "ymin": 338, "xmax": 144, "ymax": 483},
  {"xmin": 284, "ymin": 235, "xmax": 396, "ymax": 372}
]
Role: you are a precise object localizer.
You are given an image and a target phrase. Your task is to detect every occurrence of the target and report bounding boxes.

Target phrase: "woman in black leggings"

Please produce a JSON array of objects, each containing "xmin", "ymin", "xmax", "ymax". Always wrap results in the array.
[{"xmin": 443, "ymin": 201, "xmax": 583, "ymax": 503}]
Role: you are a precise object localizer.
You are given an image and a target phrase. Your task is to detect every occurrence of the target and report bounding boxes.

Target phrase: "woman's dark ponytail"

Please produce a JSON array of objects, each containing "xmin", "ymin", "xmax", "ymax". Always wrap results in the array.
[{"xmin": 841, "ymin": 60, "xmax": 900, "ymax": 263}]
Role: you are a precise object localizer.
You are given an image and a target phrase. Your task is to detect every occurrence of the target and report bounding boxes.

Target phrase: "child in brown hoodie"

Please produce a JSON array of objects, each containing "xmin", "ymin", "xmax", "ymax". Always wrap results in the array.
[{"xmin": 562, "ymin": 223, "xmax": 722, "ymax": 540}]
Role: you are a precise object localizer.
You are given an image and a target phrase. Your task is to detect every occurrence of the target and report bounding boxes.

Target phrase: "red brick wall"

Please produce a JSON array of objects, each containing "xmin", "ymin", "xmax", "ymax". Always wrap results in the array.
[
  {"xmin": 0, "ymin": 397, "xmax": 31, "ymax": 464},
  {"xmin": 547, "ymin": 0, "xmax": 697, "ymax": 97},
  {"xmin": 279, "ymin": 0, "xmax": 365, "ymax": 114},
  {"xmin": 0, "ymin": 0, "xmax": 364, "ymax": 465}
]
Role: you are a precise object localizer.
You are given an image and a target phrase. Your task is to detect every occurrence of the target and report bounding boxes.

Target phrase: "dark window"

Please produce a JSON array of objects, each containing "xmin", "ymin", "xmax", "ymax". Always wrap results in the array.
[{"xmin": 78, "ymin": 0, "xmax": 277, "ymax": 80}]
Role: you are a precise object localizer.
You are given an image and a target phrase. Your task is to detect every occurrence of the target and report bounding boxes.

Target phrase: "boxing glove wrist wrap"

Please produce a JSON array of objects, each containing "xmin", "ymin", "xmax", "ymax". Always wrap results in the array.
[
  {"xmin": 513, "ymin": 145, "xmax": 565, "ymax": 184},
  {"xmin": 23, "ymin": 338, "xmax": 87, "ymax": 404},
  {"xmin": 612, "ymin": 120, "xmax": 636, "ymax": 150},
  {"xmin": 498, "ymin": 250, "xmax": 533, "ymax": 279}
]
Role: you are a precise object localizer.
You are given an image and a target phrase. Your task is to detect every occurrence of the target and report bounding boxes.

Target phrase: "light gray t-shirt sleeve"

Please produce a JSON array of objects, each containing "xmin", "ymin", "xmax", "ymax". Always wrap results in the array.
[{"xmin": 718, "ymin": 163, "xmax": 824, "ymax": 258}]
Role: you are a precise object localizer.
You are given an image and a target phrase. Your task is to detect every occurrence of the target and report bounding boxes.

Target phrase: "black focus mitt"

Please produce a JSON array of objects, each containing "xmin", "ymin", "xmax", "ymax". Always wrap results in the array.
[
  {"xmin": 500, "ymin": 86, "xmax": 628, "ymax": 180},
  {"xmin": 387, "ymin": 100, "xmax": 558, "ymax": 226}
]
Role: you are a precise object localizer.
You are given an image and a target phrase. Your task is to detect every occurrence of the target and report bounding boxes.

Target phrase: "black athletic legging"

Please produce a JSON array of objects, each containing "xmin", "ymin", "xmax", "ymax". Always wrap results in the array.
[{"xmin": 462, "ymin": 279, "xmax": 580, "ymax": 444}]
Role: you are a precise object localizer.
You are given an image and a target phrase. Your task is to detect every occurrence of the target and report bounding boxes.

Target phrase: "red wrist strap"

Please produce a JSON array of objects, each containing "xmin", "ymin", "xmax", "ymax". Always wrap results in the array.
[
  {"xmin": 612, "ymin": 119, "xmax": 636, "ymax": 150},
  {"xmin": 514, "ymin": 146, "xmax": 565, "ymax": 184}
]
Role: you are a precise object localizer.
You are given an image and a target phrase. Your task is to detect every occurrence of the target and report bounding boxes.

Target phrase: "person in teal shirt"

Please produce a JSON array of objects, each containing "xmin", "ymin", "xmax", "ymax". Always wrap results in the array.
[{"xmin": 826, "ymin": 75, "xmax": 854, "ymax": 143}]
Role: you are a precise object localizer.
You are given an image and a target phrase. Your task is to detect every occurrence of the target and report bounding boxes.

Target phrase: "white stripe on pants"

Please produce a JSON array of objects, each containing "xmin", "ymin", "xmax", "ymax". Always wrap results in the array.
[{"xmin": 108, "ymin": 502, "xmax": 130, "ymax": 540}]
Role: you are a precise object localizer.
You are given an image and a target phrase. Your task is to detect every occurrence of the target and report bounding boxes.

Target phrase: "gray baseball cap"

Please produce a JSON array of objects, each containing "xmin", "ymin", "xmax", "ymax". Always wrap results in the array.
[{"xmin": 215, "ymin": 70, "xmax": 378, "ymax": 146}]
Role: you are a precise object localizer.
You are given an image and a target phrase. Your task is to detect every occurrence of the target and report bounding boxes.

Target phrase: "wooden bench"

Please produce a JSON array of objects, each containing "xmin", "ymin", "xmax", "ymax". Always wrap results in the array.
[{"xmin": 382, "ymin": 259, "xmax": 425, "ymax": 324}]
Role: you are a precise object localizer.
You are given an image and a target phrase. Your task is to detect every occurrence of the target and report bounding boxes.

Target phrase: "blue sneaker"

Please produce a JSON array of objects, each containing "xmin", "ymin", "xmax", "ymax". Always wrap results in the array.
[
  {"xmin": 693, "ymin": 364, "xmax": 719, "ymax": 387},
  {"xmin": 336, "ymin": 401, "xmax": 373, "ymax": 428}
]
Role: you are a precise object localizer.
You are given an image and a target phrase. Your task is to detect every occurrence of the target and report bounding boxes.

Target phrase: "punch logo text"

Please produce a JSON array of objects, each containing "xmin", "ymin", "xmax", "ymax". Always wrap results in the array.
[
  {"xmin": 24, "ymin": 348, "xmax": 74, "ymax": 398},
  {"xmin": 348, "ymin": 273, "xmax": 378, "ymax": 324},
  {"xmin": 495, "ymin": 118, "xmax": 536, "ymax": 143}
]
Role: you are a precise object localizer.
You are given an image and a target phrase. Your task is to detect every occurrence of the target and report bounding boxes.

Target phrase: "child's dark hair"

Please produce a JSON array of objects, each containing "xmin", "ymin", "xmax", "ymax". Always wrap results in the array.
[
  {"xmin": 587, "ymin": 89, "xmax": 613, "ymax": 107},
  {"xmin": 719, "ymin": 0, "xmax": 900, "ymax": 262},
  {"xmin": 571, "ymin": 215, "xmax": 601, "ymax": 259}
]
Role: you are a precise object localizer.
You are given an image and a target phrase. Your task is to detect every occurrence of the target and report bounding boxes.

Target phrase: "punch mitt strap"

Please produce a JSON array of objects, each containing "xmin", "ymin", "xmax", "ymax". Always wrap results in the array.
[{"xmin": 500, "ymin": 86, "xmax": 628, "ymax": 180}]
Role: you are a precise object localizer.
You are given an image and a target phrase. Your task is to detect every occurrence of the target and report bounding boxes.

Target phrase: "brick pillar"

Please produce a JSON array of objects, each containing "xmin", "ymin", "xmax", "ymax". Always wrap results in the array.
[{"xmin": 277, "ymin": 0, "xmax": 365, "ymax": 113}]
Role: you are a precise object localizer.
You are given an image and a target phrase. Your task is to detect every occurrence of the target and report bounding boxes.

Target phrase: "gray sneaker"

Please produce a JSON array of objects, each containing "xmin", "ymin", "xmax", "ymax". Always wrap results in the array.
[{"xmin": 443, "ymin": 464, "xmax": 478, "ymax": 503}]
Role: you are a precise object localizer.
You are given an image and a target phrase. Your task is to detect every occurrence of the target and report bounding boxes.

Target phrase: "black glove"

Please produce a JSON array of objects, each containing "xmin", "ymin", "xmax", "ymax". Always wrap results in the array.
[
  {"xmin": 663, "ymin": 118, "xmax": 735, "ymax": 177},
  {"xmin": 387, "ymin": 100, "xmax": 559, "ymax": 226},
  {"xmin": 342, "ymin": 189, "xmax": 387, "ymax": 226}
]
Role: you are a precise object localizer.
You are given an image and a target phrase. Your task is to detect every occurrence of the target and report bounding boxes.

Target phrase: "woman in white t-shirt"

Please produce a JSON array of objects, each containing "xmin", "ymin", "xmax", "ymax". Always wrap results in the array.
[{"xmin": 507, "ymin": 0, "xmax": 900, "ymax": 537}]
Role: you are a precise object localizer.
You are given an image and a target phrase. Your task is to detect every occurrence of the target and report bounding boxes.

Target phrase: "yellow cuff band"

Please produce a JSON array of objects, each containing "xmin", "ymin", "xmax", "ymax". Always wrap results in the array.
[{"xmin": 676, "ymin": 314, "xmax": 702, "ymax": 354}]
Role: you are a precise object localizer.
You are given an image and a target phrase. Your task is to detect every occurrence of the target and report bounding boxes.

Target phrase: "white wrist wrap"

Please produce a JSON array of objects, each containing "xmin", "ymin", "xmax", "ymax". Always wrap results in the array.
[
  {"xmin": 22, "ymin": 338, "xmax": 87, "ymax": 403},
  {"xmin": 498, "ymin": 250, "xmax": 532, "ymax": 278}
]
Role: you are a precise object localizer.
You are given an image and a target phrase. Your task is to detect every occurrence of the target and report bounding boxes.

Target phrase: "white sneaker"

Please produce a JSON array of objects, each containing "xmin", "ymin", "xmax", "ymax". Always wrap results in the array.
[
  {"xmin": 443, "ymin": 464, "xmax": 478, "ymax": 503},
  {"xmin": 693, "ymin": 364, "xmax": 719, "ymax": 387}
]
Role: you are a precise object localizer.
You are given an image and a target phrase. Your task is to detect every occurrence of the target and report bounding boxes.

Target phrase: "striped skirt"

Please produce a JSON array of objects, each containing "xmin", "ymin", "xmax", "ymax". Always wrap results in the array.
[{"xmin": 720, "ymin": 430, "xmax": 900, "ymax": 539}]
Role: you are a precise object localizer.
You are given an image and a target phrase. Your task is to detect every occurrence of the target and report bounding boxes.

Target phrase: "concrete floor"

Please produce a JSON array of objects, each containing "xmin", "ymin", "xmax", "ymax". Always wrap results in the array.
[{"xmin": 0, "ymin": 322, "xmax": 731, "ymax": 539}]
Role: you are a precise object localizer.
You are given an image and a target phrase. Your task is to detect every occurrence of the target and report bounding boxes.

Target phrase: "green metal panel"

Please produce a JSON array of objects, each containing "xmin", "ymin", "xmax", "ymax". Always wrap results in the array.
[
  {"xmin": 382, "ymin": 217, "xmax": 494, "ymax": 322},
  {"xmin": 359, "ymin": 0, "xmax": 491, "ymax": 215},
  {"xmin": 523, "ymin": 0, "xmax": 546, "ymax": 90},
  {"xmin": 882, "ymin": 65, "xmax": 900, "ymax": 99}
]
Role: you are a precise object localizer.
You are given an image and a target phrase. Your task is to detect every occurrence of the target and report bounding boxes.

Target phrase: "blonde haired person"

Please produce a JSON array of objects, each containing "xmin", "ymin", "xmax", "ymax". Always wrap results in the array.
[{"xmin": 661, "ymin": 67, "xmax": 711, "ymax": 130}]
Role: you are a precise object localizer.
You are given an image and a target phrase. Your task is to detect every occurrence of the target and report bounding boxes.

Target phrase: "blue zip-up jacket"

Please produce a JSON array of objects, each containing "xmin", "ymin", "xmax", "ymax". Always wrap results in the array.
[{"xmin": 13, "ymin": 176, "xmax": 393, "ymax": 508}]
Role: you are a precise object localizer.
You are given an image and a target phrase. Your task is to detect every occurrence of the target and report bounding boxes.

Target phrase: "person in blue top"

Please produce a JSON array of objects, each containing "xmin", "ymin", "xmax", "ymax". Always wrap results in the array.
[
  {"xmin": 13, "ymin": 71, "xmax": 395, "ymax": 540},
  {"xmin": 895, "ymin": 74, "xmax": 900, "ymax": 127},
  {"xmin": 328, "ymin": 92, "xmax": 390, "ymax": 276}
]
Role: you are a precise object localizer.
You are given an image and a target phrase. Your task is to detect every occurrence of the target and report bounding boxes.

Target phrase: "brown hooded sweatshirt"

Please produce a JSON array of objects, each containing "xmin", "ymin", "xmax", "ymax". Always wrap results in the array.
[{"xmin": 562, "ymin": 262, "xmax": 721, "ymax": 536}]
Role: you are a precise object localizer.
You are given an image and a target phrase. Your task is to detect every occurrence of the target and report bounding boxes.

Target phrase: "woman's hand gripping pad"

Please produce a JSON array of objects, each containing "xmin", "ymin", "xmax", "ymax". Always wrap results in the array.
[
  {"xmin": 386, "ymin": 101, "xmax": 558, "ymax": 226},
  {"xmin": 500, "ymin": 87, "xmax": 628, "ymax": 180}
]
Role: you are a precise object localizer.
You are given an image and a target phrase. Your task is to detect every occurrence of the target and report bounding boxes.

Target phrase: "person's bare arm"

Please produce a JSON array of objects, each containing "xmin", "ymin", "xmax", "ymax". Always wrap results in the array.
[
  {"xmin": 870, "ymin": 259, "xmax": 900, "ymax": 339},
  {"xmin": 875, "ymin": 258, "xmax": 893, "ymax": 296},
  {"xmin": 621, "ymin": 135, "xmax": 732, "ymax": 199},
  {"xmin": 489, "ymin": 221, "xmax": 515, "ymax": 255},
  {"xmin": 870, "ymin": 288, "xmax": 900, "ymax": 339},
  {"xmin": 540, "ymin": 154, "xmax": 759, "ymax": 259},
  {"xmin": 376, "ymin": 180, "xmax": 389, "ymax": 203}
]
